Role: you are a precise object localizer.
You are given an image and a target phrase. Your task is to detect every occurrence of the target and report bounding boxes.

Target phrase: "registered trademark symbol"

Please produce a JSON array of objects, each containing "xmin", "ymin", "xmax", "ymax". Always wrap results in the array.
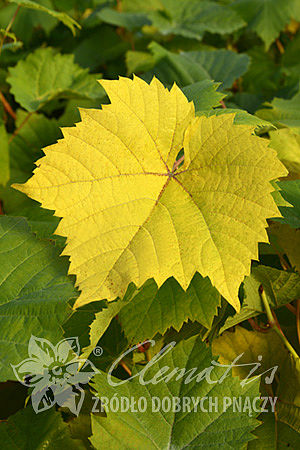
[{"xmin": 93, "ymin": 346, "xmax": 103, "ymax": 357}]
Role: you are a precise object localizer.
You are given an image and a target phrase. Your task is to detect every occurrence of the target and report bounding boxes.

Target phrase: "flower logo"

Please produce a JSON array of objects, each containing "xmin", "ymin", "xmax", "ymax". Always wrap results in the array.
[{"xmin": 11, "ymin": 335, "xmax": 99, "ymax": 415}]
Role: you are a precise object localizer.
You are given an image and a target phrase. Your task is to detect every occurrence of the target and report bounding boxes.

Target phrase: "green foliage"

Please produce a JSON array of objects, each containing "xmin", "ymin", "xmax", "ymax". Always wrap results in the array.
[
  {"xmin": 0, "ymin": 407, "xmax": 84, "ymax": 449},
  {"xmin": 0, "ymin": 216, "xmax": 77, "ymax": 381},
  {"xmin": 7, "ymin": 47, "xmax": 104, "ymax": 112},
  {"xmin": 144, "ymin": 42, "xmax": 250, "ymax": 89},
  {"xmin": 91, "ymin": 336, "xmax": 260, "ymax": 449},
  {"xmin": 8, "ymin": 0, "xmax": 81, "ymax": 35},
  {"xmin": 0, "ymin": 122, "xmax": 9, "ymax": 185},
  {"xmin": 231, "ymin": 0, "xmax": 300, "ymax": 49},
  {"xmin": 0, "ymin": 0, "xmax": 300, "ymax": 447}
]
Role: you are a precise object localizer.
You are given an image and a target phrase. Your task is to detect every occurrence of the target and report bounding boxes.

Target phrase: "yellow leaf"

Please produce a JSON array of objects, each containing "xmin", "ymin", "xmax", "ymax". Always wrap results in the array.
[{"xmin": 13, "ymin": 76, "xmax": 287, "ymax": 311}]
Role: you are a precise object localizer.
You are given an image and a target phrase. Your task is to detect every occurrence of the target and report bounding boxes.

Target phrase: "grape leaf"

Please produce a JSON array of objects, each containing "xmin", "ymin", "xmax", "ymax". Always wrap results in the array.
[
  {"xmin": 85, "ymin": 7, "xmax": 151, "ymax": 30},
  {"xmin": 7, "ymin": 47, "xmax": 104, "ymax": 112},
  {"xmin": 257, "ymin": 90, "xmax": 300, "ymax": 134},
  {"xmin": 248, "ymin": 411, "xmax": 300, "ymax": 449},
  {"xmin": 269, "ymin": 223, "xmax": 300, "ymax": 273},
  {"xmin": 0, "ymin": 111, "xmax": 62, "ymax": 240},
  {"xmin": 179, "ymin": 49, "xmax": 250, "ymax": 90},
  {"xmin": 242, "ymin": 46, "xmax": 282, "ymax": 100},
  {"xmin": 214, "ymin": 327, "xmax": 300, "ymax": 438},
  {"xmin": 91, "ymin": 335, "xmax": 260, "ymax": 449},
  {"xmin": 182, "ymin": 80, "xmax": 225, "ymax": 112},
  {"xmin": 147, "ymin": 42, "xmax": 250, "ymax": 89},
  {"xmin": 126, "ymin": 50, "xmax": 156, "ymax": 75},
  {"xmin": 119, "ymin": 274, "xmax": 221, "ymax": 340},
  {"xmin": 86, "ymin": 274, "xmax": 220, "ymax": 353},
  {"xmin": 149, "ymin": 0, "xmax": 245, "ymax": 40},
  {"xmin": 282, "ymin": 32, "xmax": 300, "ymax": 84},
  {"xmin": 276, "ymin": 180, "xmax": 300, "ymax": 228},
  {"xmin": 8, "ymin": 0, "xmax": 81, "ymax": 35},
  {"xmin": 205, "ymin": 107, "xmax": 274, "ymax": 132},
  {"xmin": 220, "ymin": 265, "xmax": 300, "ymax": 333},
  {"xmin": 0, "ymin": 216, "xmax": 77, "ymax": 381},
  {"xmin": 213, "ymin": 326, "xmax": 289, "ymax": 380},
  {"xmin": 0, "ymin": 407, "xmax": 84, "ymax": 449},
  {"xmin": 14, "ymin": 76, "xmax": 287, "ymax": 312},
  {"xmin": 231, "ymin": 0, "xmax": 299, "ymax": 50},
  {"xmin": 269, "ymin": 128, "xmax": 300, "ymax": 176}
]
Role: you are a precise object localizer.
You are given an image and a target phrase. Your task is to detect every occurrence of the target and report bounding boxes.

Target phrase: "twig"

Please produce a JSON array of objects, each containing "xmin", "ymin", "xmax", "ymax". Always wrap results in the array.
[
  {"xmin": 120, "ymin": 361, "xmax": 132, "ymax": 376},
  {"xmin": 0, "ymin": 5, "xmax": 20, "ymax": 56},
  {"xmin": 0, "ymin": 91, "xmax": 16, "ymax": 120},
  {"xmin": 285, "ymin": 303, "xmax": 297, "ymax": 315},
  {"xmin": 278, "ymin": 253, "xmax": 291, "ymax": 271},
  {"xmin": 259, "ymin": 285, "xmax": 299, "ymax": 360},
  {"xmin": 116, "ymin": 0, "xmax": 122, "ymax": 11},
  {"xmin": 275, "ymin": 38, "xmax": 285, "ymax": 54},
  {"xmin": 248, "ymin": 317, "xmax": 270, "ymax": 333},
  {"xmin": 9, "ymin": 111, "xmax": 33, "ymax": 143},
  {"xmin": 297, "ymin": 300, "xmax": 300, "ymax": 346},
  {"xmin": 220, "ymin": 100, "xmax": 226, "ymax": 109}
]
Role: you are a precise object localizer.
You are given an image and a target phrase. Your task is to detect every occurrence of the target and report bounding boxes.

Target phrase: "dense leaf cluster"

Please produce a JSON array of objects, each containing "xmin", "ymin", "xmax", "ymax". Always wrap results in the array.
[{"xmin": 0, "ymin": 0, "xmax": 300, "ymax": 448}]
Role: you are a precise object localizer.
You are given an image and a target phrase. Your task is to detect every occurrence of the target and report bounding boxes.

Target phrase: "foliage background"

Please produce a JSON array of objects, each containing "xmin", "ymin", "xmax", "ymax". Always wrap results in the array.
[{"xmin": 0, "ymin": 0, "xmax": 300, "ymax": 448}]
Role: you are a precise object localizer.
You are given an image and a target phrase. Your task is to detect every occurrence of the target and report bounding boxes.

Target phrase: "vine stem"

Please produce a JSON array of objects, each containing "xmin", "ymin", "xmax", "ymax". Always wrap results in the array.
[
  {"xmin": 275, "ymin": 38, "xmax": 285, "ymax": 54},
  {"xmin": 120, "ymin": 361, "xmax": 132, "ymax": 376},
  {"xmin": 9, "ymin": 111, "xmax": 33, "ymax": 143},
  {"xmin": 0, "ymin": 5, "xmax": 20, "ymax": 56},
  {"xmin": 285, "ymin": 303, "xmax": 296, "ymax": 315},
  {"xmin": 259, "ymin": 285, "xmax": 299, "ymax": 360},
  {"xmin": 248, "ymin": 317, "xmax": 270, "ymax": 333},
  {"xmin": 0, "ymin": 91, "xmax": 16, "ymax": 120},
  {"xmin": 172, "ymin": 154, "xmax": 185, "ymax": 172},
  {"xmin": 297, "ymin": 299, "xmax": 300, "ymax": 346}
]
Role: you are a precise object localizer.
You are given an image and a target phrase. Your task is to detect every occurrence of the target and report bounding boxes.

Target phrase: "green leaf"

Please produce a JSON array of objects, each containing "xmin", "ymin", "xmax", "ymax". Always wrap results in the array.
[
  {"xmin": 149, "ymin": 0, "xmax": 245, "ymax": 40},
  {"xmin": 147, "ymin": 42, "xmax": 250, "ymax": 89},
  {"xmin": 85, "ymin": 7, "xmax": 151, "ymax": 30},
  {"xmin": 248, "ymin": 411, "xmax": 300, "ymax": 449},
  {"xmin": 7, "ymin": 47, "xmax": 104, "ymax": 112},
  {"xmin": 205, "ymin": 107, "xmax": 274, "ymax": 131},
  {"xmin": 276, "ymin": 180, "xmax": 300, "ymax": 228},
  {"xmin": 182, "ymin": 80, "xmax": 225, "ymax": 112},
  {"xmin": 282, "ymin": 32, "xmax": 300, "ymax": 84},
  {"xmin": 91, "ymin": 335, "xmax": 260, "ymax": 449},
  {"xmin": 269, "ymin": 128, "xmax": 300, "ymax": 176},
  {"xmin": 269, "ymin": 223, "xmax": 300, "ymax": 273},
  {"xmin": 242, "ymin": 46, "xmax": 283, "ymax": 100},
  {"xmin": 257, "ymin": 90, "xmax": 300, "ymax": 134},
  {"xmin": 126, "ymin": 50, "xmax": 156, "ymax": 75},
  {"xmin": 87, "ymin": 274, "xmax": 220, "ymax": 352},
  {"xmin": 220, "ymin": 265, "xmax": 300, "ymax": 333},
  {"xmin": 9, "ymin": 110, "xmax": 62, "ymax": 184},
  {"xmin": 213, "ymin": 326, "xmax": 289, "ymax": 381},
  {"xmin": 74, "ymin": 26, "xmax": 130, "ymax": 70},
  {"xmin": 179, "ymin": 48, "xmax": 250, "ymax": 90},
  {"xmin": 0, "ymin": 28, "xmax": 18, "ymax": 43},
  {"xmin": 0, "ymin": 124, "xmax": 9, "ymax": 186},
  {"xmin": 0, "ymin": 111, "xmax": 62, "ymax": 239},
  {"xmin": 8, "ymin": 0, "xmax": 81, "ymax": 35},
  {"xmin": 0, "ymin": 216, "xmax": 77, "ymax": 382},
  {"xmin": 0, "ymin": 407, "xmax": 84, "ymax": 449},
  {"xmin": 122, "ymin": 0, "xmax": 162, "ymax": 12},
  {"xmin": 231, "ymin": 0, "xmax": 299, "ymax": 50},
  {"xmin": 120, "ymin": 275, "xmax": 221, "ymax": 340}
]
